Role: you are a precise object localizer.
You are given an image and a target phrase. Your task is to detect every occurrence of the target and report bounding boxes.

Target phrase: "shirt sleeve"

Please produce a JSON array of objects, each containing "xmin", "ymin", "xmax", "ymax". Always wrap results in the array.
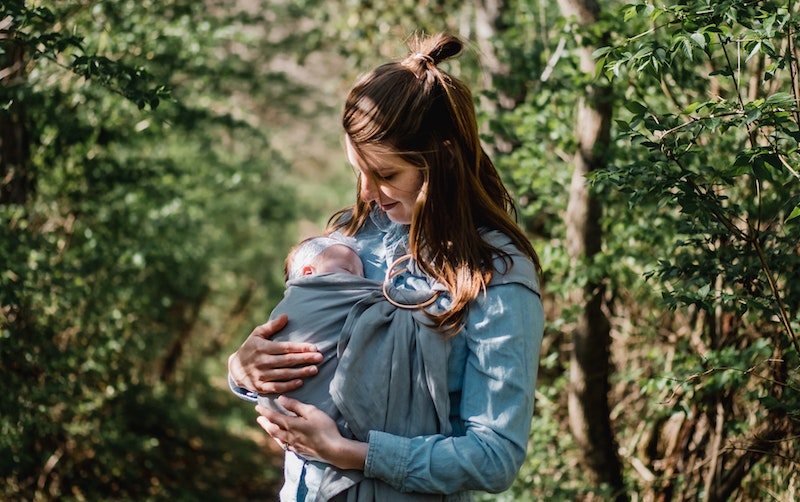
[
  {"xmin": 228, "ymin": 372, "xmax": 259, "ymax": 403},
  {"xmin": 363, "ymin": 282, "xmax": 544, "ymax": 494}
]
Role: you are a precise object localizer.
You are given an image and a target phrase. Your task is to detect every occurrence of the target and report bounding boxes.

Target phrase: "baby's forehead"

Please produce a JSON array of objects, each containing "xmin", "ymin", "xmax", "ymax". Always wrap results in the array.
[{"xmin": 316, "ymin": 243, "xmax": 360, "ymax": 259}]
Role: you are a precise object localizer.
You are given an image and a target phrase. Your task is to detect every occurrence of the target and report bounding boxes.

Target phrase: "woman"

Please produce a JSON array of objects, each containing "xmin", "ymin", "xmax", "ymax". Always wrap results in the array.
[{"xmin": 228, "ymin": 33, "xmax": 545, "ymax": 501}]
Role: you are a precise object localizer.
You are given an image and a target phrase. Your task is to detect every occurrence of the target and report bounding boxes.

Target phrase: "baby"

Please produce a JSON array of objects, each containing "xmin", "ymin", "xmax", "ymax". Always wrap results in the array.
[{"xmin": 258, "ymin": 235, "xmax": 365, "ymax": 422}]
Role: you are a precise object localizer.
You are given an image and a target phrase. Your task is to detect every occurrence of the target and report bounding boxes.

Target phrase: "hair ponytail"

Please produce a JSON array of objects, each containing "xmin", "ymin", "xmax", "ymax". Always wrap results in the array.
[{"xmin": 402, "ymin": 33, "xmax": 461, "ymax": 69}]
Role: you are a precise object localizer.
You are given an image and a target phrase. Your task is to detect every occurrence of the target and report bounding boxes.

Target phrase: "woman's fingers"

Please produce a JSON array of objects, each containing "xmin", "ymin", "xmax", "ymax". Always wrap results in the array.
[
  {"xmin": 228, "ymin": 314, "xmax": 324, "ymax": 394},
  {"xmin": 255, "ymin": 409, "xmax": 285, "ymax": 442},
  {"xmin": 255, "ymin": 404, "xmax": 299, "ymax": 446},
  {"xmin": 250, "ymin": 315, "xmax": 323, "ymax": 355},
  {"xmin": 276, "ymin": 395, "xmax": 316, "ymax": 417},
  {"xmin": 254, "ymin": 377, "xmax": 304, "ymax": 395},
  {"xmin": 250, "ymin": 314, "xmax": 289, "ymax": 339},
  {"xmin": 255, "ymin": 401, "xmax": 332, "ymax": 462},
  {"xmin": 250, "ymin": 351, "xmax": 322, "ymax": 394},
  {"xmin": 258, "ymin": 342, "xmax": 323, "ymax": 360}
]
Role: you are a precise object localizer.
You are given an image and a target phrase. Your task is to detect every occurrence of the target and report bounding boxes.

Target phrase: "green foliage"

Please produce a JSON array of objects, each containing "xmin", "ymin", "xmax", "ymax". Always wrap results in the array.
[
  {"xmin": 588, "ymin": 0, "xmax": 800, "ymax": 497},
  {"xmin": 1, "ymin": 1, "xmax": 339, "ymax": 499},
  {"xmin": 1, "ymin": 1, "xmax": 169, "ymax": 110}
]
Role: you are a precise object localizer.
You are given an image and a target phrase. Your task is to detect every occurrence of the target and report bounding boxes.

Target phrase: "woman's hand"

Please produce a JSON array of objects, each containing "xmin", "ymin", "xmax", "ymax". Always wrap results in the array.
[
  {"xmin": 228, "ymin": 314, "xmax": 324, "ymax": 394},
  {"xmin": 256, "ymin": 396, "xmax": 368, "ymax": 471}
]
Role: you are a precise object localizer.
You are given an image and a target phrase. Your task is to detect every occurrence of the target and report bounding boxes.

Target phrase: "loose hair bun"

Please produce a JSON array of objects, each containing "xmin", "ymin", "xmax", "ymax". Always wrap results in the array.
[{"xmin": 404, "ymin": 33, "xmax": 463, "ymax": 69}]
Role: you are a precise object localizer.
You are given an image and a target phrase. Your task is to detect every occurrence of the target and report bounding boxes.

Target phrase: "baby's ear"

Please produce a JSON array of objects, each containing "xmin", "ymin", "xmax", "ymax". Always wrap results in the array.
[{"xmin": 302, "ymin": 265, "xmax": 315, "ymax": 276}]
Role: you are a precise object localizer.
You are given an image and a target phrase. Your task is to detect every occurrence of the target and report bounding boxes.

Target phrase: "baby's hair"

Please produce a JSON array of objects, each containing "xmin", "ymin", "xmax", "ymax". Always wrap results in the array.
[{"xmin": 284, "ymin": 235, "xmax": 359, "ymax": 281}]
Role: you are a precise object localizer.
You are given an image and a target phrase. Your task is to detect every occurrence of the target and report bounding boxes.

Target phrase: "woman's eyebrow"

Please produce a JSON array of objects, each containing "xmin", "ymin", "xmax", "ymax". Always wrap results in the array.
[{"xmin": 364, "ymin": 163, "xmax": 394, "ymax": 177}]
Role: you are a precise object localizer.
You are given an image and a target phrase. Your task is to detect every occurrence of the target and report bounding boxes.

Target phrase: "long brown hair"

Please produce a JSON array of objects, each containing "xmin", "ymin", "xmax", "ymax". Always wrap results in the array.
[{"xmin": 331, "ymin": 33, "xmax": 540, "ymax": 335}]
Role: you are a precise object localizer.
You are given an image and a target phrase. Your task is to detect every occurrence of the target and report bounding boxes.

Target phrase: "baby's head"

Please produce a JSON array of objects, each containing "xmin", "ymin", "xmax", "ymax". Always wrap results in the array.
[{"xmin": 285, "ymin": 236, "xmax": 364, "ymax": 281}]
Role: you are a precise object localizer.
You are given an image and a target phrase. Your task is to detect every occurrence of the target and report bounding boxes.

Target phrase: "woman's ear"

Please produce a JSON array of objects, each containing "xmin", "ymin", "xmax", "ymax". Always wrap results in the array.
[{"xmin": 302, "ymin": 265, "xmax": 315, "ymax": 276}]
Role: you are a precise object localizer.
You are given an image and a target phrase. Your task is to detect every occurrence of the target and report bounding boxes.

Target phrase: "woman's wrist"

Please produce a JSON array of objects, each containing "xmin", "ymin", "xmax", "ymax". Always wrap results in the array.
[{"xmin": 327, "ymin": 437, "xmax": 369, "ymax": 471}]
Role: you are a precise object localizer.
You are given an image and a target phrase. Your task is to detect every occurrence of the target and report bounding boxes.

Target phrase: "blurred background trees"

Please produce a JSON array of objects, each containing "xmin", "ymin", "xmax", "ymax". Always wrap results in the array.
[{"xmin": 2, "ymin": 0, "xmax": 798, "ymax": 501}]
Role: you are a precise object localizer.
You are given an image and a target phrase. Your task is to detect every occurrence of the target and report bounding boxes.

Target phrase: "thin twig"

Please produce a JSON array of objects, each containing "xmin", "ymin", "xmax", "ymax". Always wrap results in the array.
[{"xmin": 752, "ymin": 237, "xmax": 799, "ymax": 353}]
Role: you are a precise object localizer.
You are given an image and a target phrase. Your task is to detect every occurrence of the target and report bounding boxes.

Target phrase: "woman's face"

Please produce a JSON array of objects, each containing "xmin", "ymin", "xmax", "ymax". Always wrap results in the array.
[{"xmin": 345, "ymin": 136, "xmax": 423, "ymax": 225}]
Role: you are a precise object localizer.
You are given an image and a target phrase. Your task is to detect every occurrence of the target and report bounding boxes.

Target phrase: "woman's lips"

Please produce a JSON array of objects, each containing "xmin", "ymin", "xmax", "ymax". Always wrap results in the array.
[{"xmin": 381, "ymin": 202, "xmax": 398, "ymax": 211}]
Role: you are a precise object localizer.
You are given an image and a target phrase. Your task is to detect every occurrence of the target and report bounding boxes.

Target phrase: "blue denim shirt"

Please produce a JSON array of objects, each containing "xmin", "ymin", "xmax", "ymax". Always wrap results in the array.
[{"xmin": 231, "ymin": 210, "xmax": 544, "ymax": 500}]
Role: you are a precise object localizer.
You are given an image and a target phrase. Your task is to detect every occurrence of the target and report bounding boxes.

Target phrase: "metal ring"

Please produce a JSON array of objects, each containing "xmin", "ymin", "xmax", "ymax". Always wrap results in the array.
[{"xmin": 382, "ymin": 254, "xmax": 439, "ymax": 310}]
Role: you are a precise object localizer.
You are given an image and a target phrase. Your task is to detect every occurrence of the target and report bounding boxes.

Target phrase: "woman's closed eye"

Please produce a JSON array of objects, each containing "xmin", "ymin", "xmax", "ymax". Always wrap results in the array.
[{"xmin": 375, "ymin": 170, "xmax": 395, "ymax": 181}]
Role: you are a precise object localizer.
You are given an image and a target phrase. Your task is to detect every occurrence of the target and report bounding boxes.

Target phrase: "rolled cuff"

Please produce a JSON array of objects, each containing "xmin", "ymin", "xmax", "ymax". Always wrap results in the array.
[
  {"xmin": 228, "ymin": 372, "xmax": 258, "ymax": 403},
  {"xmin": 365, "ymin": 430, "xmax": 412, "ymax": 491}
]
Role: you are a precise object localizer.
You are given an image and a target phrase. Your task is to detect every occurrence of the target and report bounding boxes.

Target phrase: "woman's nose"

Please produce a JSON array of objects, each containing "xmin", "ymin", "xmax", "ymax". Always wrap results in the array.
[{"xmin": 359, "ymin": 172, "xmax": 378, "ymax": 202}]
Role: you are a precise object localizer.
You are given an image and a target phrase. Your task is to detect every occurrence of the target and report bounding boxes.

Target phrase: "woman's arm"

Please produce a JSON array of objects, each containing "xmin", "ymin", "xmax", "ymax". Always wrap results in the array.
[
  {"xmin": 364, "ymin": 282, "xmax": 545, "ymax": 494},
  {"xmin": 228, "ymin": 314, "xmax": 324, "ymax": 397}
]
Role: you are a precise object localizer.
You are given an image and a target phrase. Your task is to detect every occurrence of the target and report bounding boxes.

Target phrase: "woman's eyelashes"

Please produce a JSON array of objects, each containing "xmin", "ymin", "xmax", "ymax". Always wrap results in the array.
[{"xmin": 373, "ymin": 170, "xmax": 395, "ymax": 182}]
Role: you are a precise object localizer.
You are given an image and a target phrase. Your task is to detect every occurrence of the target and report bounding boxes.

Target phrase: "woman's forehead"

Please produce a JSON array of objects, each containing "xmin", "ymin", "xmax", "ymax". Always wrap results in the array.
[{"xmin": 346, "ymin": 136, "xmax": 405, "ymax": 171}]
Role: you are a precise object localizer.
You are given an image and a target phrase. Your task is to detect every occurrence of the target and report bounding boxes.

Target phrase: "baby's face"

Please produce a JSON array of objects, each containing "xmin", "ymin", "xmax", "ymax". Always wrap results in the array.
[{"xmin": 313, "ymin": 245, "xmax": 364, "ymax": 277}]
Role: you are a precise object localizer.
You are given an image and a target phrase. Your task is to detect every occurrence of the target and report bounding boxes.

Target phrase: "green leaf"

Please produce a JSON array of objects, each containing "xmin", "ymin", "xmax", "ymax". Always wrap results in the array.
[
  {"xmin": 689, "ymin": 32, "xmax": 706, "ymax": 49},
  {"xmin": 744, "ymin": 107, "xmax": 761, "ymax": 125},
  {"xmin": 625, "ymin": 100, "xmax": 648, "ymax": 115},
  {"xmin": 623, "ymin": 5, "xmax": 639, "ymax": 22},
  {"xmin": 592, "ymin": 46, "xmax": 613, "ymax": 59},
  {"xmin": 683, "ymin": 101, "xmax": 704, "ymax": 114},
  {"xmin": 765, "ymin": 92, "xmax": 795, "ymax": 107},
  {"xmin": 745, "ymin": 41, "xmax": 761, "ymax": 63},
  {"xmin": 787, "ymin": 205, "xmax": 800, "ymax": 223}
]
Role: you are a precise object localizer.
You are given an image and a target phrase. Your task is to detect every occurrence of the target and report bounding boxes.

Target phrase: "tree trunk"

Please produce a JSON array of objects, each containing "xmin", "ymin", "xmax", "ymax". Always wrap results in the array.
[
  {"xmin": 474, "ymin": 0, "xmax": 514, "ymax": 108},
  {"xmin": 557, "ymin": 0, "xmax": 626, "ymax": 498},
  {"xmin": 0, "ymin": 19, "xmax": 32, "ymax": 205},
  {"xmin": 160, "ymin": 289, "xmax": 209, "ymax": 383},
  {"xmin": 473, "ymin": 0, "xmax": 527, "ymax": 154}
]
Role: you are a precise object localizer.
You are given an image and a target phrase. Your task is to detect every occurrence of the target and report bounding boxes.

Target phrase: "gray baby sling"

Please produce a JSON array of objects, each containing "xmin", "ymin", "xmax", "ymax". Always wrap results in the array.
[{"xmin": 261, "ymin": 273, "xmax": 451, "ymax": 502}]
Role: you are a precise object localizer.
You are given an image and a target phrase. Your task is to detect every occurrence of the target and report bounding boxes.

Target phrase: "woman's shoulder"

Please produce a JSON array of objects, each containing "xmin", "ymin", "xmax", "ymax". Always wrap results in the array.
[{"xmin": 480, "ymin": 229, "xmax": 540, "ymax": 294}]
